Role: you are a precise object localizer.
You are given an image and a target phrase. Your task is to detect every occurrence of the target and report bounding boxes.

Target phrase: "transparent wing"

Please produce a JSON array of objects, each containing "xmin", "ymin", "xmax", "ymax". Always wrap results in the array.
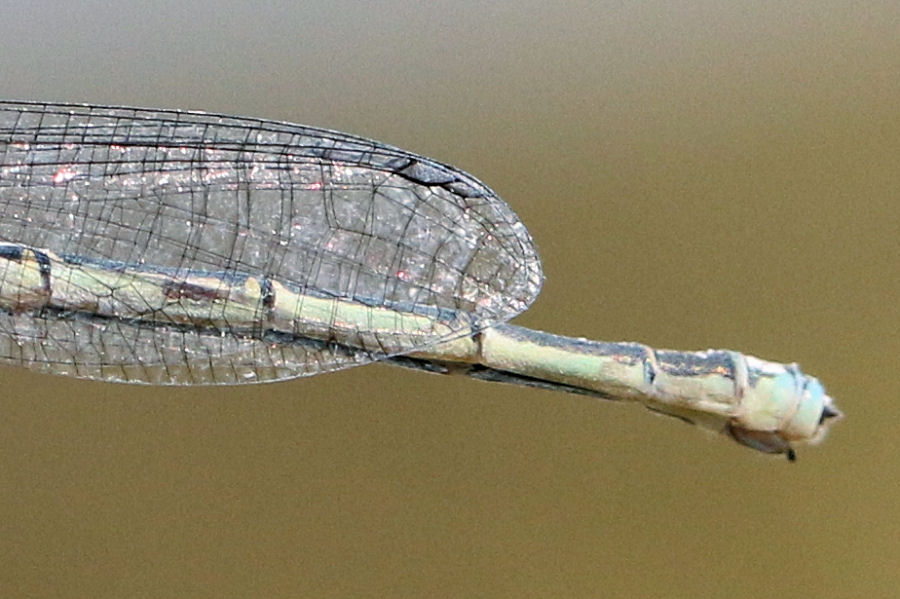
[{"xmin": 0, "ymin": 101, "xmax": 542, "ymax": 384}]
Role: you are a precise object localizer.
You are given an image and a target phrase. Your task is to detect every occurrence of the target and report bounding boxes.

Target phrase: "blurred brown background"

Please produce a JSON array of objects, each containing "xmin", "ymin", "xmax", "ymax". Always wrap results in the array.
[{"xmin": 1, "ymin": 2, "xmax": 896, "ymax": 597}]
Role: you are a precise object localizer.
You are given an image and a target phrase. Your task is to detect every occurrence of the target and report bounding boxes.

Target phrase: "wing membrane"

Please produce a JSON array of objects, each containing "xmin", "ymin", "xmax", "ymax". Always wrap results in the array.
[{"xmin": 0, "ymin": 101, "xmax": 542, "ymax": 384}]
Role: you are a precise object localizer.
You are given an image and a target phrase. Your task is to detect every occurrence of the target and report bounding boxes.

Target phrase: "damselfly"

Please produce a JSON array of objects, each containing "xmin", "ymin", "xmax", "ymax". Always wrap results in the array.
[{"xmin": 0, "ymin": 101, "xmax": 841, "ymax": 459}]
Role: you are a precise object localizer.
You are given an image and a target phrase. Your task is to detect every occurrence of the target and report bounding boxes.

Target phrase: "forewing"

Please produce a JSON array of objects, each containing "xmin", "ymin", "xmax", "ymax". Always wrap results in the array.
[{"xmin": 0, "ymin": 101, "xmax": 542, "ymax": 384}]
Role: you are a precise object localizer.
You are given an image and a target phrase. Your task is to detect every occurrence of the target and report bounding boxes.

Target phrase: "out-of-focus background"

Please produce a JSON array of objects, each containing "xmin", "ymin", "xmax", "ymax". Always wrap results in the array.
[{"xmin": 1, "ymin": 2, "xmax": 896, "ymax": 598}]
